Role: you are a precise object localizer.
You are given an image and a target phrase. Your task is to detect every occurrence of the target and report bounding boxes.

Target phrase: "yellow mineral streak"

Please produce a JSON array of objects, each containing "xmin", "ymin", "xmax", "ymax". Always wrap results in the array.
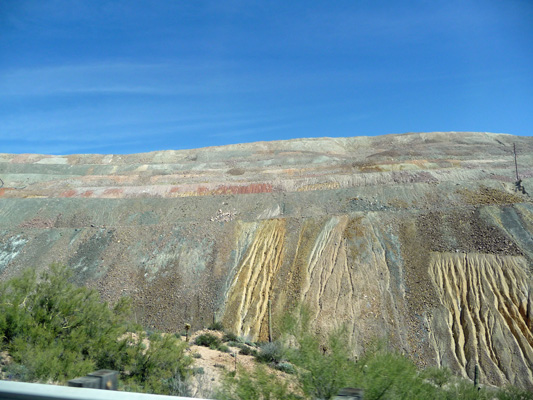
[
  {"xmin": 223, "ymin": 219, "xmax": 286, "ymax": 338},
  {"xmin": 429, "ymin": 252, "xmax": 533, "ymax": 385}
]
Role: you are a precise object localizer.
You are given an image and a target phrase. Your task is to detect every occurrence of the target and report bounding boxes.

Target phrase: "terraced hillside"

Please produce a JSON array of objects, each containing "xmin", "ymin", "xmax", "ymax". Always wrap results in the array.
[{"xmin": 1, "ymin": 131, "xmax": 532, "ymax": 388}]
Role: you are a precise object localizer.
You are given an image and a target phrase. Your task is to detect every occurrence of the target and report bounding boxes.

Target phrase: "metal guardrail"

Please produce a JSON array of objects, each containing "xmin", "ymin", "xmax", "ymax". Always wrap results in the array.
[{"xmin": 0, "ymin": 381, "xmax": 206, "ymax": 400}]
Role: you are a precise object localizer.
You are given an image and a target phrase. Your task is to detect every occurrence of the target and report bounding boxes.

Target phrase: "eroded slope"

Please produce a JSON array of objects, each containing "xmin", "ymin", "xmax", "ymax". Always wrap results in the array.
[{"xmin": 1, "ymin": 132, "xmax": 532, "ymax": 388}]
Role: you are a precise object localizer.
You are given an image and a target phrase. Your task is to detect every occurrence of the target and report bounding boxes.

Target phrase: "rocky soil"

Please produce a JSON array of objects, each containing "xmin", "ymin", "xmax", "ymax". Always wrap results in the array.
[{"xmin": 1, "ymin": 131, "xmax": 532, "ymax": 389}]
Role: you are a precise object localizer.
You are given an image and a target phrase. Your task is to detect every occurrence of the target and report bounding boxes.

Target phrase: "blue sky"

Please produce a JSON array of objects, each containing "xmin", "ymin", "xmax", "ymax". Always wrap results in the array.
[{"xmin": 1, "ymin": 1, "xmax": 532, "ymax": 155}]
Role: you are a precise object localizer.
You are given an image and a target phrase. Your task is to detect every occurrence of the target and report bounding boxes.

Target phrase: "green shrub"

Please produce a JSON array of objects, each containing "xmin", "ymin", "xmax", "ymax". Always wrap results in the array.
[
  {"xmin": 123, "ymin": 333, "xmax": 192, "ymax": 395},
  {"xmin": 216, "ymin": 365, "xmax": 301, "ymax": 400},
  {"xmin": 443, "ymin": 379, "xmax": 492, "ymax": 400},
  {"xmin": 255, "ymin": 342, "xmax": 285, "ymax": 364},
  {"xmin": 161, "ymin": 374, "xmax": 192, "ymax": 397},
  {"xmin": 0, "ymin": 264, "xmax": 134, "ymax": 382},
  {"xmin": 0, "ymin": 264, "xmax": 192, "ymax": 395},
  {"xmin": 223, "ymin": 332, "xmax": 239, "ymax": 343},
  {"xmin": 355, "ymin": 345, "xmax": 438, "ymax": 400},
  {"xmin": 217, "ymin": 305, "xmax": 531, "ymax": 400},
  {"xmin": 286, "ymin": 328, "xmax": 359, "ymax": 399},
  {"xmin": 3, "ymin": 363, "xmax": 31, "ymax": 381},
  {"xmin": 208, "ymin": 321, "xmax": 224, "ymax": 331},
  {"xmin": 195, "ymin": 333, "xmax": 222, "ymax": 349},
  {"xmin": 219, "ymin": 345, "xmax": 230, "ymax": 353},
  {"xmin": 420, "ymin": 366, "xmax": 453, "ymax": 388},
  {"xmin": 280, "ymin": 306, "xmax": 438, "ymax": 400},
  {"xmin": 495, "ymin": 385, "xmax": 533, "ymax": 400},
  {"xmin": 227, "ymin": 342, "xmax": 253, "ymax": 352},
  {"xmin": 274, "ymin": 362, "xmax": 295, "ymax": 375},
  {"xmin": 238, "ymin": 346, "xmax": 257, "ymax": 357}
]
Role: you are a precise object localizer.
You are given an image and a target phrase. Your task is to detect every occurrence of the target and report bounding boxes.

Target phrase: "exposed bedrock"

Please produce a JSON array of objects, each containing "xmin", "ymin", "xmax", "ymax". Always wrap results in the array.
[{"xmin": 1, "ymin": 132, "xmax": 532, "ymax": 388}]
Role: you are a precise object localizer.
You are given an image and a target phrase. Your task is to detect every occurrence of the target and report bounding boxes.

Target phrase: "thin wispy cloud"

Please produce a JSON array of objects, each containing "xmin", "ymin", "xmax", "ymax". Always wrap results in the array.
[
  {"xmin": 207, "ymin": 122, "xmax": 296, "ymax": 139},
  {"xmin": 0, "ymin": 63, "xmax": 189, "ymax": 96},
  {"xmin": 0, "ymin": 61, "xmax": 314, "ymax": 98},
  {"xmin": 0, "ymin": 98, "xmax": 286, "ymax": 154}
]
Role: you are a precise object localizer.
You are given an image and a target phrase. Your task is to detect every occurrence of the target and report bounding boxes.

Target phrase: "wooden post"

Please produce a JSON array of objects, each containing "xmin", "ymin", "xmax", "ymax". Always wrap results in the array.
[
  {"xmin": 513, "ymin": 143, "xmax": 520, "ymax": 181},
  {"xmin": 268, "ymin": 299, "xmax": 273, "ymax": 343}
]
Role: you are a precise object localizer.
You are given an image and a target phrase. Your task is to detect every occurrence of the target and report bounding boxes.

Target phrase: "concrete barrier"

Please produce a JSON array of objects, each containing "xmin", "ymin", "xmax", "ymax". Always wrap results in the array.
[{"xmin": 0, "ymin": 381, "xmax": 205, "ymax": 400}]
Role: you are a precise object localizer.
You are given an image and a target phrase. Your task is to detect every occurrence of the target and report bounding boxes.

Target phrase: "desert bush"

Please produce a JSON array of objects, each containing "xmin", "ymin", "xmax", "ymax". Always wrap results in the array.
[
  {"xmin": 219, "ymin": 344, "xmax": 230, "ymax": 353},
  {"xmin": 255, "ymin": 341, "xmax": 286, "ymax": 364},
  {"xmin": 440, "ymin": 379, "xmax": 492, "ymax": 400},
  {"xmin": 495, "ymin": 385, "xmax": 533, "ymax": 400},
  {"xmin": 0, "ymin": 264, "xmax": 133, "ymax": 381},
  {"xmin": 216, "ymin": 303, "xmax": 529, "ymax": 400},
  {"xmin": 223, "ymin": 332, "xmax": 239, "ymax": 343},
  {"xmin": 238, "ymin": 346, "xmax": 257, "ymax": 356},
  {"xmin": 217, "ymin": 305, "xmax": 531, "ymax": 400},
  {"xmin": 274, "ymin": 362, "xmax": 296, "ymax": 375},
  {"xmin": 163, "ymin": 374, "xmax": 192, "ymax": 397},
  {"xmin": 0, "ymin": 264, "xmax": 192, "ymax": 394},
  {"xmin": 2, "ymin": 363, "xmax": 31, "ymax": 381},
  {"xmin": 419, "ymin": 365, "xmax": 453, "ymax": 388},
  {"xmin": 195, "ymin": 333, "xmax": 222, "ymax": 349},
  {"xmin": 280, "ymin": 307, "xmax": 361, "ymax": 400},
  {"xmin": 123, "ymin": 333, "xmax": 192, "ymax": 394},
  {"xmin": 355, "ymin": 345, "xmax": 438, "ymax": 400},
  {"xmin": 216, "ymin": 365, "xmax": 301, "ymax": 400},
  {"xmin": 227, "ymin": 341, "xmax": 255, "ymax": 352},
  {"xmin": 208, "ymin": 321, "xmax": 224, "ymax": 331}
]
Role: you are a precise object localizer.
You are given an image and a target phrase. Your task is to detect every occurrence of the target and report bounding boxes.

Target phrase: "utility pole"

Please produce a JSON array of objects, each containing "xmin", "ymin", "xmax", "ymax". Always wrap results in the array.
[
  {"xmin": 513, "ymin": 143, "xmax": 528, "ymax": 195},
  {"xmin": 513, "ymin": 143, "xmax": 519, "ymax": 182}
]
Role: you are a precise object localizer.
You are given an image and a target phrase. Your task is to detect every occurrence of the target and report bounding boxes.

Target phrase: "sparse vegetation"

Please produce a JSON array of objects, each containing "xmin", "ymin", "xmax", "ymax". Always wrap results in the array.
[
  {"xmin": 222, "ymin": 332, "xmax": 239, "ymax": 343},
  {"xmin": 495, "ymin": 386, "xmax": 533, "ymax": 400},
  {"xmin": 215, "ymin": 306, "xmax": 530, "ymax": 400},
  {"xmin": 238, "ymin": 346, "xmax": 257, "ymax": 356},
  {"xmin": 254, "ymin": 341, "xmax": 286, "ymax": 364},
  {"xmin": 274, "ymin": 362, "xmax": 295, "ymax": 374},
  {"xmin": 218, "ymin": 344, "xmax": 230, "ymax": 353},
  {"xmin": 216, "ymin": 365, "xmax": 301, "ymax": 400},
  {"xmin": 0, "ymin": 264, "xmax": 192, "ymax": 395},
  {"xmin": 208, "ymin": 321, "xmax": 225, "ymax": 331},
  {"xmin": 195, "ymin": 333, "xmax": 222, "ymax": 349},
  {"xmin": 1, "ymin": 268, "xmax": 531, "ymax": 399}
]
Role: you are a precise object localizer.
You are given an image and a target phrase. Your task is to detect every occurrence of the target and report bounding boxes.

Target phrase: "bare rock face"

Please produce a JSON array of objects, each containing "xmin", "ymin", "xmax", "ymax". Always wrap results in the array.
[{"xmin": 1, "ymin": 131, "xmax": 532, "ymax": 388}]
